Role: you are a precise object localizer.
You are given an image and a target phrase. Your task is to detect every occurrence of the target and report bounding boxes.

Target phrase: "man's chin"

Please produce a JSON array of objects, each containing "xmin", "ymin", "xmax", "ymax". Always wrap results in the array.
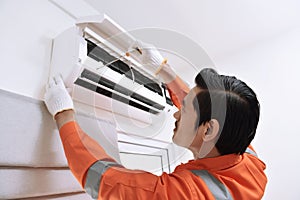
[
  {"xmin": 172, "ymin": 134, "xmax": 191, "ymax": 148},
  {"xmin": 172, "ymin": 129, "xmax": 177, "ymax": 140},
  {"xmin": 172, "ymin": 135, "xmax": 181, "ymax": 146},
  {"xmin": 171, "ymin": 134, "xmax": 176, "ymax": 143}
]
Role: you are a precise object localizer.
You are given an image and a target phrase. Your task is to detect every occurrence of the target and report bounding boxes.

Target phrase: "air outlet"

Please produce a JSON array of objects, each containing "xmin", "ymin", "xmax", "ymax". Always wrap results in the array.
[{"xmin": 74, "ymin": 69, "xmax": 165, "ymax": 114}]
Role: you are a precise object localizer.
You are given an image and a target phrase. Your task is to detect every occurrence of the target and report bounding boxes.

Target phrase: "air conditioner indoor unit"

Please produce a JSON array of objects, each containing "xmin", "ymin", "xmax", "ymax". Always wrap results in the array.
[{"xmin": 50, "ymin": 14, "xmax": 174, "ymax": 125}]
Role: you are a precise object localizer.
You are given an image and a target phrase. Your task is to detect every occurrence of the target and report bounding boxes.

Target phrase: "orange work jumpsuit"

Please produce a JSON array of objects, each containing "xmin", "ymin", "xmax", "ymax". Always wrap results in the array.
[{"xmin": 59, "ymin": 76, "xmax": 267, "ymax": 199}]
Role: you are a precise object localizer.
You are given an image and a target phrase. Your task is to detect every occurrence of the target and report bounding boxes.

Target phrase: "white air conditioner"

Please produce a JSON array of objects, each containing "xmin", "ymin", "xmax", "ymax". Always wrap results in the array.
[{"xmin": 50, "ymin": 14, "xmax": 174, "ymax": 126}]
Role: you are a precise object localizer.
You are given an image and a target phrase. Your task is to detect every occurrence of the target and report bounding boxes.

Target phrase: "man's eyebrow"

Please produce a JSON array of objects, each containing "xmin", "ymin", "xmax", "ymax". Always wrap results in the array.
[{"xmin": 182, "ymin": 98, "xmax": 186, "ymax": 108}]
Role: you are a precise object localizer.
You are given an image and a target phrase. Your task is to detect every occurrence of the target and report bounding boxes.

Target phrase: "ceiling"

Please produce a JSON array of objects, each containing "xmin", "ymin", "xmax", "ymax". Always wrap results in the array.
[{"xmin": 84, "ymin": 0, "xmax": 300, "ymax": 62}]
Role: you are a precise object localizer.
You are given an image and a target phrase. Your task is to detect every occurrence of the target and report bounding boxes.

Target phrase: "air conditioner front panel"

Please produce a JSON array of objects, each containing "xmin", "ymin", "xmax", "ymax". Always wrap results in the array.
[{"xmin": 51, "ymin": 14, "xmax": 174, "ymax": 127}]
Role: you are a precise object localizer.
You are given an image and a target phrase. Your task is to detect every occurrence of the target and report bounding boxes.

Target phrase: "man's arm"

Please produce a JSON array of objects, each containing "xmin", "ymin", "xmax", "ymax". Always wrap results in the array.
[
  {"xmin": 165, "ymin": 74, "xmax": 190, "ymax": 108},
  {"xmin": 56, "ymin": 116, "xmax": 120, "ymax": 189},
  {"xmin": 55, "ymin": 109, "xmax": 75, "ymax": 129},
  {"xmin": 44, "ymin": 76, "xmax": 120, "ymax": 187}
]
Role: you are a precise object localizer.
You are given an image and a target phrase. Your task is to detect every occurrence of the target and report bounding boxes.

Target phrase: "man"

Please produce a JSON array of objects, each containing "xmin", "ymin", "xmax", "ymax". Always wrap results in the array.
[{"xmin": 44, "ymin": 42, "xmax": 267, "ymax": 199}]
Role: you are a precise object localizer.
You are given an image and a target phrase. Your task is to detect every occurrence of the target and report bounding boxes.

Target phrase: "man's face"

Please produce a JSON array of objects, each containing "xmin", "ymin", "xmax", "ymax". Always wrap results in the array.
[{"xmin": 172, "ymin": 87, "xmax": 201, "ymax": 148}]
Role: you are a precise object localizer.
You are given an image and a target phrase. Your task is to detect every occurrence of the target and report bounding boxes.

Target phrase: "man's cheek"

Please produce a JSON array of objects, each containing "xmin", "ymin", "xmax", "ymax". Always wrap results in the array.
[{"xmin": 173, "ymin": 127, "xmax": 196, "ymax": 148}]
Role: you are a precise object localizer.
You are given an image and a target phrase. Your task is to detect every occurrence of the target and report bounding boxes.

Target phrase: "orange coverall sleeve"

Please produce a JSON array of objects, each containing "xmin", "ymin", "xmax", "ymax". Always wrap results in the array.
[
  {"xmin": 166, "ymin": 75, "xmax": 190, "ymax": 108},
  {"xmin": 59, "ymin": 122, "xmax": 118, "ymax": 186}
]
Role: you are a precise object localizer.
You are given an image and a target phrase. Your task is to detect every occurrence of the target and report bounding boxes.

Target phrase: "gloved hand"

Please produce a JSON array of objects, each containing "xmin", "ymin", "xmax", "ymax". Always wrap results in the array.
[
  {"xmin": 44, "ymin": 75, "xmax": 74, "ymax": 117},
  {"xmin": 128, "ymin": 40, "xmax": 176, "ymax": 83}
]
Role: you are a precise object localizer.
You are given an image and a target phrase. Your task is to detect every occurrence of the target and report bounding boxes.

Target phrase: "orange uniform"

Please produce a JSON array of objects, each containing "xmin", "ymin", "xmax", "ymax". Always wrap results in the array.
[{"xmin": 59, "ymin": 76, "xmax": 267, "ymax": 199}]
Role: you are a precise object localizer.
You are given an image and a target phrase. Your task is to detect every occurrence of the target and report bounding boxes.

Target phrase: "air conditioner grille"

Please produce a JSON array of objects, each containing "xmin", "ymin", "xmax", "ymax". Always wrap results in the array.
[
  {"xmin": 86, "ymin": 39, "xmax": 163, "ymax": 96},
  {"xmin": 74, "ymin": 78, "xmax": 160, "ymax": 114},
  {"xmin": 75, "ymin": 69, "xmax": 166, "ymax": 114}
]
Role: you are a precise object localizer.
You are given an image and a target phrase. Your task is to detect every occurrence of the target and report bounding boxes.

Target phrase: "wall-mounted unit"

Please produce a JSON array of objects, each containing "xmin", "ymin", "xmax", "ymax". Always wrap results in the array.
[{"xmin": 50, "ymin": 14, "xmax": 174, "ymax": 126}]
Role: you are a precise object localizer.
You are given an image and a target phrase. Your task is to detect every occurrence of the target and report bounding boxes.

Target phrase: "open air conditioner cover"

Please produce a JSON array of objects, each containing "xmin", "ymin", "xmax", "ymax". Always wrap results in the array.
[{"xmin": 50, "ymin": 14, "xmax": 173, "ymax": 122}]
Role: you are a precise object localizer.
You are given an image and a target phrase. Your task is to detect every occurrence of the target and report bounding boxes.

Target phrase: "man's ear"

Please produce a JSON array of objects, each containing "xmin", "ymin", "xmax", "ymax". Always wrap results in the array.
[{"xmin": 202, "ymin": 119, "xmax": 220, "ymax": 142}]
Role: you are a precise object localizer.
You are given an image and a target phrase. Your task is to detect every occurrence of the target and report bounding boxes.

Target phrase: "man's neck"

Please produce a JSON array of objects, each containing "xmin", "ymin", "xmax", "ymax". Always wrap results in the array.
[{"xmin": 192, "ymin": 147, "xmax": 221, "ymax": 160}]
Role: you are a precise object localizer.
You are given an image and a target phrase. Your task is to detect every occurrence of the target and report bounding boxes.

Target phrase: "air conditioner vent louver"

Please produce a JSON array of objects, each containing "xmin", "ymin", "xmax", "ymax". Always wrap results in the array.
[
  {"xmin": 75, "ymin": 69, "xmax": 165, "ymax": 114},
  {"xmin": 86, "ymin": 39, "xmax": 163, "ymax": 96}
]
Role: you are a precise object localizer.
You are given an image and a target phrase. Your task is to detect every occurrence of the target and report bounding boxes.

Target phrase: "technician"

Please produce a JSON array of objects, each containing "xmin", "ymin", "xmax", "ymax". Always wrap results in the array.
[{"xmin": 44, "ymin": 42, "xmax": 267, "ymax": 199}]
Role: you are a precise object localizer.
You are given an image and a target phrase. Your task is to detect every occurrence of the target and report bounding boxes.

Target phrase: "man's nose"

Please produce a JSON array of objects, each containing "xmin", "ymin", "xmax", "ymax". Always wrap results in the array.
[{"xmin": 173, "ymin": 110, "xmax": 180, "ymax": 120}]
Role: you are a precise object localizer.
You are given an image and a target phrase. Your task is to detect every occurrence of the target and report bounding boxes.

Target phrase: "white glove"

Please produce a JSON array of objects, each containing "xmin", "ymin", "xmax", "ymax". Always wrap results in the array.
[
  {"xmin": 128, "ymin": 40, "xmax": 176, "ymax": 83},
  {"xmin": 44, "ymin": 75, "xmax": 74, "ymax": 117}
]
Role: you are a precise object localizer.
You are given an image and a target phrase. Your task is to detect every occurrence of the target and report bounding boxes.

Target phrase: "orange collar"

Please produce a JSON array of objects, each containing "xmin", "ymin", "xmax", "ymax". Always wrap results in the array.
[{"xmin": 175, "ymin": 154, "xmax": 242, "ymax": 172}]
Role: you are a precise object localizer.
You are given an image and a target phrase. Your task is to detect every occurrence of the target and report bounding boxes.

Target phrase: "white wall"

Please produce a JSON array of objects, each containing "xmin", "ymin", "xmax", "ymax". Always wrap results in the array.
[
  {"xmin": 0, "ymin": 0, "xmax": 72, "ymax": 99},
  {"xmin": 214, "ymin": 27, "xmax": 300, "ymax": 199}
]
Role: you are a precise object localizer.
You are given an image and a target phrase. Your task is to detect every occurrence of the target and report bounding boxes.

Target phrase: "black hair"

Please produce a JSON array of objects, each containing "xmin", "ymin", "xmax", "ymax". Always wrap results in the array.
[{"xmin": 193, "ymin": 68, "xmax": 260, "ymax": 155}]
